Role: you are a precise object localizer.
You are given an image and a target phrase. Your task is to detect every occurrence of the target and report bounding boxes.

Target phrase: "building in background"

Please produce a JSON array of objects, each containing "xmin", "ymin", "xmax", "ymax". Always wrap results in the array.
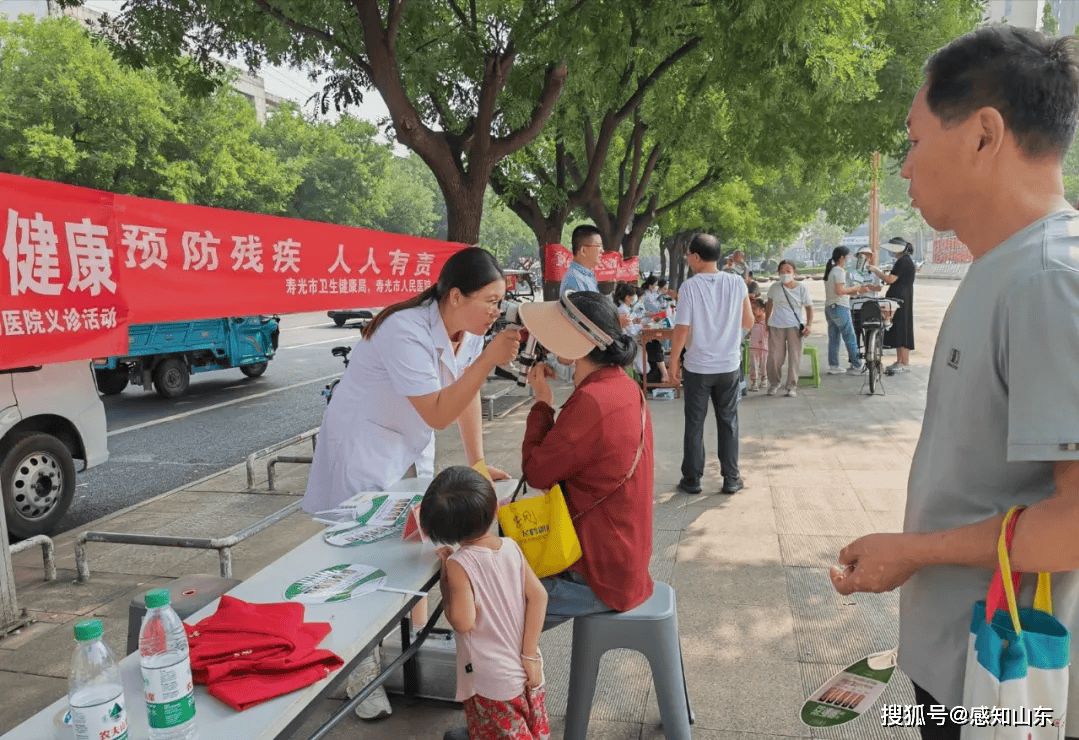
[{"xmin": 1, "ymin": 0, "xmax": 289, "ymax": 122}]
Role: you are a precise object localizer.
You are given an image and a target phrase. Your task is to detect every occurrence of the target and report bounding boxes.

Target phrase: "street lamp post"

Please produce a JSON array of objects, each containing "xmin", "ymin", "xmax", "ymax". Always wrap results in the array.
[{"xmin": 869, "ymin": 152, "xmax": 881, "ymax": 264}]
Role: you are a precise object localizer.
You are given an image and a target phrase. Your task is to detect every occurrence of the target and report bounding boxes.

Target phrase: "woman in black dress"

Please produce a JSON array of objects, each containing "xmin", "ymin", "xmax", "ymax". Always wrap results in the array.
[{"xmin": 869, "ymin": 236, "xmax": 915, "ymax": 374}]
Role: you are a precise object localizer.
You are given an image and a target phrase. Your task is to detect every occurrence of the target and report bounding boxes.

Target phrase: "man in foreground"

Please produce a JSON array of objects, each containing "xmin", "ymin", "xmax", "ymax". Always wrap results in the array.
[{"xmin": 832, "ymin": 25, "xmax": 1079, "ymax": 739}]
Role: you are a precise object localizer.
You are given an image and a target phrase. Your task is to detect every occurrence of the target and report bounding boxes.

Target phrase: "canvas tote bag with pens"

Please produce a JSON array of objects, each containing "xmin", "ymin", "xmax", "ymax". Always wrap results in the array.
[{"xmin": 960, "ymin": 505, "xmax": 1070, "ymax": 739}]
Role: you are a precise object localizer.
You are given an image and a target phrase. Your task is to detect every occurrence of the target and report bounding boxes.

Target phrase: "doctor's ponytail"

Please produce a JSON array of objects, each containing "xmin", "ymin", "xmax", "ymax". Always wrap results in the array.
[{"xmin": 362, "ymin": 247, "xmax": 504, "ymax": 339}]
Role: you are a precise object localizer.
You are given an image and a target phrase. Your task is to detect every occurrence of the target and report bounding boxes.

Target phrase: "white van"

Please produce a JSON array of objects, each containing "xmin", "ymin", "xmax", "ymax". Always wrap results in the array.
[{"xmin": 0, "ymin": 362, "xmax": 108, "ymax": 539}]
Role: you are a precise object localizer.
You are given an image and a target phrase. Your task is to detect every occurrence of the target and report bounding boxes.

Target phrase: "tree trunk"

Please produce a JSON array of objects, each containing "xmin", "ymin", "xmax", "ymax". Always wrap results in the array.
[{"xmin": 659, "ymin": 241, "xmax": 667, "ymax": 280}]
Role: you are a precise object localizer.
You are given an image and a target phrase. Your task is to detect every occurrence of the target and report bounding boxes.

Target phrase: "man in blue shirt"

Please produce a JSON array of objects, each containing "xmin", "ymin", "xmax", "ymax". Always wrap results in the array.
[{"xmin": 559, "ymin": 224, "xmax": 603, "ymax": 296}]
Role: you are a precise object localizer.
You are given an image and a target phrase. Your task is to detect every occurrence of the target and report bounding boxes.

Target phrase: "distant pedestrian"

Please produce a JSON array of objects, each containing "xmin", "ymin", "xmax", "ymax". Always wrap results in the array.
[
  {"xmin": 869, "ymin": 237, "xmax": 916, "ymax": 374},
  {"xmin": 823, "ymin": 246, "xmax": 870, "ymax": 375},
  {"xmin": 747, "ymin": 299, "xmax": 768, "ymax": 391},
  {"xmin": 669, "ymin": 233, "xmax": 753, "ymax": 495},
  {"xmin": 764, "ymin": 261, "xmax": 813, "ymax": 397}
]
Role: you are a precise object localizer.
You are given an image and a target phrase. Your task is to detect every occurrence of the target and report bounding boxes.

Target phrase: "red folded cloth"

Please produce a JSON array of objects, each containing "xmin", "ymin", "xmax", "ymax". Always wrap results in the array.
[{"xmin": 184, "ymin": 595, "xmax": 344, "ymax": 711}]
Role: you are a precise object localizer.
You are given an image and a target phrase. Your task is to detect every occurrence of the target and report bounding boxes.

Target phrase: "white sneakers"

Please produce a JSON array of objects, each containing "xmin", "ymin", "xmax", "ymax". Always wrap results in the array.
[
  {"xmin": 827, "ymin": 366, "xmax": 844, "ymax": 375},
  {"xmin": 786, "ymin": 388, "xmax": 797, "ymax": 397},
  {"xmin": 767, "ymin": 386, "xmax": 779, "ymax": 396},
  {"xmin": 886, "ymin": 362, "xmax": 910, "ymax": 375},
  {"xmin": 846, "ymin": 366, "xmax": 864, "ymax": 375},
  {"xmin": 347, "ymin": 649, "xmax": 392, "ymax": 720}
]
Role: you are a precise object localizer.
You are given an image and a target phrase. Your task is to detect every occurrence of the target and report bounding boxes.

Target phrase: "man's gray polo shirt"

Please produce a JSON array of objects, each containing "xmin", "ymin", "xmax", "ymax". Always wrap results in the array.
[{"xmin": 900, "ymin": 209, "xmax": 1079, "ymax": 728}]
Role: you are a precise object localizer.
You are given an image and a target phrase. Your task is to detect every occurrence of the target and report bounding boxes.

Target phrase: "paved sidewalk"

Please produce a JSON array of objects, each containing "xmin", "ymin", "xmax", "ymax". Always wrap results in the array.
[{"xmin": 1, "ymin": 281, "xmax": 949, "ymax": 739}]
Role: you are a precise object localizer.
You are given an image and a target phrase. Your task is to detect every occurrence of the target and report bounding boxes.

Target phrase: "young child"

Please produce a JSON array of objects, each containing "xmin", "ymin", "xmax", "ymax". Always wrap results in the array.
[
  {"xmin": 748, "ymin": 299, "xmax": 768, "ymax": 391},
  {"xmin": 420, "ymin": 467, "xmax": 550, "ymax": 740}
]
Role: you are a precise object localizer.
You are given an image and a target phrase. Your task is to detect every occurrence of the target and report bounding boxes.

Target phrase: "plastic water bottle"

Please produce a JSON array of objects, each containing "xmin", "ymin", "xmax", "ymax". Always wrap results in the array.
[
  {"xmin": 69, "ymin": 619, "xmax": 129, "ymax": 740},
  {"xmin": 139, "ymin": 589, "xmax": 198, "ymax": 740}
]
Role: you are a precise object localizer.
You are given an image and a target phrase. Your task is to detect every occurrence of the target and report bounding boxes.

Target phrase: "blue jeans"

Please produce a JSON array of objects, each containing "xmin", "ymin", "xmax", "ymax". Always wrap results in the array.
[
  {"xmin": 825, "ymin": 305, "xmax": 860, "ymax": 369},
  {"xmin": 541, "ymin": 570, "xmax": 612, "ymax": 630}
]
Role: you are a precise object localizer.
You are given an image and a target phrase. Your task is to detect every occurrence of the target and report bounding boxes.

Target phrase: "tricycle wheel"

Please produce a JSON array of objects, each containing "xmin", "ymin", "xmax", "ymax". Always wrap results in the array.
[
  {"xmin": 1, "ymin": 432, "xmax": 76, "ymax": 539},
  {"xmin": 240, "ymin": 362, "xmax": 268, "ymax": 378},
  {"xmin": 94, "ymin": 368, "xmax": 128, "ymax": 395},
  {"xmin": 153, "ymin": 358, "xmax": 190, "ymax": 398}
]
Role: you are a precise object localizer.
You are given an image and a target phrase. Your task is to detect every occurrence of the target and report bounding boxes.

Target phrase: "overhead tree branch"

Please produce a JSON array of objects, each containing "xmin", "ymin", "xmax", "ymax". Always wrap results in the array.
[
  {"xmin": 490, "ymin": 59, "xmax": 568, "ymax": 159},
  {"xmin": 251, "ymin": 0, "xmax": 373, "ymax": 77},
  {"xmin": 614, "ymin": 36, "xmax": 701, "ymax": 119},
  {"xmin": 387, "ymin": 0, "xmax": 405, "ymax": 45}
]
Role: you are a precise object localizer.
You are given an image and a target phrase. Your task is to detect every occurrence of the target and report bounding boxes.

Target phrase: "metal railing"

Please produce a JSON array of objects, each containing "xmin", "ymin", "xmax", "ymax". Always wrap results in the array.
[
  {"xmin": 245, "ymin": 429, "xmax": 317, "ymax": 490},
  {"xmin": 74, "ymin": 500, "xmax": 303, "ymax": 581},
  {"xmin": 10, "ymin": 535, "xmax": 56, "ymax": 583}
]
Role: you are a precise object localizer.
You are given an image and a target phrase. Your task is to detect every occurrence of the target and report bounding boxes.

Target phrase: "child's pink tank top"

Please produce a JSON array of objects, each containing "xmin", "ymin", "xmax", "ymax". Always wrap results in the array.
[{"xmin": 448, "ymin": 538, "xmax": 529, "ymax": 701}]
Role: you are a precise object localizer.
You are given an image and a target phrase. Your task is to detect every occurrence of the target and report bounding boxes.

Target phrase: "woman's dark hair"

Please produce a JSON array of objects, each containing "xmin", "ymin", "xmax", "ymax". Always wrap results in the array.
[
  {"xmin": 657, "ymin": 279, "xmax": 668, "ymax": 289},
  {"xmin": 642, "ymin": 275, "xmax": 659, "ymax": 290},
  {"xmin": 777, "ymin": 259, "xmax": 798, "ymax": 273},
  {"xmin": 567, "ymin": 291, "xmax": 638, "ymax": 368},
  {"xmin": 363, "ymin": 247, "xmax": 504, "ymax": 339},
  {"xmin": 823, "ymin": 246, "xmax": 850, "ymax": 281},
  {"xmin": 419, "ymin": 466, "xmax": 497, "ymax": 545},
  {"xmin": 613, "ymin": 282, "xmax": 637, "ymax": 304},
  {"xmin": 925, "ymin": 25, "xmax": 1079, "ymax": 160}
]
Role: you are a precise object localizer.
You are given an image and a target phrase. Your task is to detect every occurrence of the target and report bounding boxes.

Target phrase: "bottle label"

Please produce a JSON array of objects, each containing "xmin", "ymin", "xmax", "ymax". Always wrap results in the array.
[
  {"xmin": 71, "ymin": 694, "xmax": 128, "ymax": 740},
  {"xmin": 142, "ymin": 660, "xmax": 196, "ymax": 729}
]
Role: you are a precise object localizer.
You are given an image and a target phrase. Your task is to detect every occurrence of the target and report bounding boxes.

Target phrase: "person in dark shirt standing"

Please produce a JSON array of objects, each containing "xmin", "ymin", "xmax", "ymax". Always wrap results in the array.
[{"xmin": 869, "ymin": 236, "xmax": 916, "ymax": 374}]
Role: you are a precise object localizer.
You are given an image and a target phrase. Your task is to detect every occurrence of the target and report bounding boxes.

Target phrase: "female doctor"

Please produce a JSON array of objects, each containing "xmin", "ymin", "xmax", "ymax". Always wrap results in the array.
[{"xmin": 302, "ymin": 247, "xmax": 520, "ymax": 516}]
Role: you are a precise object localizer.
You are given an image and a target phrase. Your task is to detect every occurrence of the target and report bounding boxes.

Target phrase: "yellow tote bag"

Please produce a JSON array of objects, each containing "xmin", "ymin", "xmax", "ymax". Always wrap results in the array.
[{"xmin": 497, "ymin": 482, "xmax": 582, "ymax": 578}]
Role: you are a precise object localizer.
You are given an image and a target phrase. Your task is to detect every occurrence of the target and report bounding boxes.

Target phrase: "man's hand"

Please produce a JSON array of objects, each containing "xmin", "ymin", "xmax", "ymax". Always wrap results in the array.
[
  {"xmin": 669, "ymin": 358, "xmax": 681, "ymax": 386},
  {"xmin": 830, "ymin": 533, "xmax": 923, "ymax": 595},
  {"xmin": 526, "ymin": 362, "xmax": 556, "ymax": 407},
  {"xmin": 486, "ymin": 465, "xmax": 510, "ymax": 481}
]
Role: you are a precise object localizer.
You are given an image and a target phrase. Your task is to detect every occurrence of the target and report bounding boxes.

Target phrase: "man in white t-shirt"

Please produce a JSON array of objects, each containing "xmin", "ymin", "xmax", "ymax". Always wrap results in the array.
[
  {"xmin": 831, "ymin": 25, "xmax": 1079, "ymax": 740},
  {"xmin": 670, "ymin": 233, "xmax": 754, "ymax": 495}
]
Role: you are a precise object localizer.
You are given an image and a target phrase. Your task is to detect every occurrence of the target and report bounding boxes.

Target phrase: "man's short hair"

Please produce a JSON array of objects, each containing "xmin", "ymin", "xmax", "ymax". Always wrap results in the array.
[
  {"xmin": 688, "ymin": 233, "xmax": 721, "ymax": 263},
  {"xmin": 926, "ymin": 25, "xmax": 1079, "ymax": 159},
  {"xmin": 571, "ymin": 224, "xmax": 603, "ymax": 255}
]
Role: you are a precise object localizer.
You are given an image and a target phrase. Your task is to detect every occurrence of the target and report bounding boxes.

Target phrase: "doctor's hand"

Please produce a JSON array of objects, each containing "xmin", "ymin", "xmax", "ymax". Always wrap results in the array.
[
  {"xmin": 526, "ymin": 362, "xmax": 556, "ymax": 407},
  {"xmin": 482, "ymin": 328, "xmax": 521, "ymax": 367}
]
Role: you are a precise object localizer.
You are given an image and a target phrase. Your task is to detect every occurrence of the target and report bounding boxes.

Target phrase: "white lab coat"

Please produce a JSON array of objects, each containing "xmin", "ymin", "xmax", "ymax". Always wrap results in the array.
[{"xmin": 302, "ymin": 300, "xmax": 485, "ymax": 514}]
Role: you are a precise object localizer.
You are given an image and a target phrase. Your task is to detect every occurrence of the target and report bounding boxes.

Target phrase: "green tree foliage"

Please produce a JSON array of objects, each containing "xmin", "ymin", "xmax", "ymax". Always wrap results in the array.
[
  {"xmin": 0, "ymin": 15, "xmax": 298, "ymax": 212},
  {"xmin": 1043, "ymin": 2, "xmax": 1060, "ymax": 36},
  {"xmin": 72, "ymin": 0, "xmax": 579, "ymax": 243}
]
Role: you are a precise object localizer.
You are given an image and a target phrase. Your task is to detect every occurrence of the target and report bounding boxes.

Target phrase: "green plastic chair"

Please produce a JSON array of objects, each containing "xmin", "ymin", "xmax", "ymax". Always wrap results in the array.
[{"xmin": 800, "ymin": 344, "xmax": 821, "ymax": 388}]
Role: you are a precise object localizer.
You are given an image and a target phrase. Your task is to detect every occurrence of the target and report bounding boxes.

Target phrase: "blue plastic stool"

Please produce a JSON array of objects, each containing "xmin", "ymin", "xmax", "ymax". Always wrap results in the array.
[{"xmin": 565, "ymin": 582, "xmax": 693, "ymax": 740}]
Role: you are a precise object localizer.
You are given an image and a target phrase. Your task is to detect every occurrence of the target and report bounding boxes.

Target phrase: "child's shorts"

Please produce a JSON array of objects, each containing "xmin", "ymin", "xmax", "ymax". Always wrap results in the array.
[{"xmin": 463, "ymin": 684, "xmax": 550, "ymax": 740}]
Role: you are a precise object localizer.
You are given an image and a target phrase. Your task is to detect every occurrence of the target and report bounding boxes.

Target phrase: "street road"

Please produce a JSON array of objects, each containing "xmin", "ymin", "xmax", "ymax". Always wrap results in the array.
[
  {"xmin": 55, "ymin": 310, "xmax": 369, "ymax": 531},
  {"xmin": 55, "ymin": 279, "xmax": 962, "ymax": 533}
]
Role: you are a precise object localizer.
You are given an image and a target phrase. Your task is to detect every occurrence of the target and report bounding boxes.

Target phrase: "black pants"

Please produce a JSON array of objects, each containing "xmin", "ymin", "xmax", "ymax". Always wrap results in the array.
[
  {"xmin": 644, "ymin": 339, "xmax": 666, "ymax": 382},
  {"xmin": 680, "ymin": 368, "xmax": 739, "ymax": 489},
  {"xmin": 912, "ymin": 683, "xmax": 1077, "ymax": 740}
]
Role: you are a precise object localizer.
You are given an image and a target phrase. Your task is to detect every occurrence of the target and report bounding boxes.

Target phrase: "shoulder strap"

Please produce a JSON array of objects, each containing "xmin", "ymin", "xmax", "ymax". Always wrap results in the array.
[
  {"xmin": 571, "ymin": 387, "xmax": 647, "ymax": 522},
  {"xmin": 781, "ymin": 284, "xmax": 800, "ymax": 317}
]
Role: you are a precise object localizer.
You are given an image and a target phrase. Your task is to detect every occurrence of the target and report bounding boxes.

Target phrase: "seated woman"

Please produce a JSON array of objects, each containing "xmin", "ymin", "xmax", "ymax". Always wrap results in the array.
[
  {"xmin": 517, "ymin": 291, "xmax": 655, "ymax": 629},
  {"xmin": 613, "ymin": 282, "xmax": 668, "ymax": 383}
]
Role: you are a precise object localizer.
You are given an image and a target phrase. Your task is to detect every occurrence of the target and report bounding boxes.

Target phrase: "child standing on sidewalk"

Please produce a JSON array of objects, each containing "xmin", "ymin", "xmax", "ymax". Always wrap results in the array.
[
  {"xmin": 748, "ymin": 299, "xmax": 769, "ymax": 391},
  {"xmin": 420, "ymin": 467, "xmax": 550, "ymax": 740}
]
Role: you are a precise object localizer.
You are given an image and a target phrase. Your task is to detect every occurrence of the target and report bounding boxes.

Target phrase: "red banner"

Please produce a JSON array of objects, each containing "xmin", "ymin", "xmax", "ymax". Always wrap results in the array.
[
  {"xmin": 0, "ymin": 173, "xmax": 465, "ymax": 369},
  {"xmin": 543, "ymin": 243, "xmax": 573, "ymax": 282},
  {"xmin": 932, "ymin": 234, "xmax": 973, "ymax": 264},
  {"xmin": 542, "ymin": 243, "xmax": 640, "ymax": 284}
]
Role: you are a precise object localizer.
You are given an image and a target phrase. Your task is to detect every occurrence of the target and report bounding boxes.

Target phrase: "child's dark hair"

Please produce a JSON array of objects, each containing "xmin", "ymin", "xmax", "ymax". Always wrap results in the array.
[{"xmin": 420, "ymin": 466, "xmax": 497, "ymax": 545}]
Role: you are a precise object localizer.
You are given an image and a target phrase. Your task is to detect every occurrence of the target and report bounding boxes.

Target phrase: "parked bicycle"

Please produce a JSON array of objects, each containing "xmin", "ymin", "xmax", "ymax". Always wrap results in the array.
[{"xmin": 851, "ymin": 296, "xmax": 902, "ymax": 395}]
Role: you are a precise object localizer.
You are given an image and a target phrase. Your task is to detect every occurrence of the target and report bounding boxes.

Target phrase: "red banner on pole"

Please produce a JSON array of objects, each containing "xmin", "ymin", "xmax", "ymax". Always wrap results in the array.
[
  {"xmin": 543, "ymin": 243, "xmax": 572, "ymax": 282},
  {"xmin": 618, "ymin": 256, "xmax": 640, "ymax": 282},
  {"xmin": 0, "ymin": 173, "xmax": 465, "ymax": 369}
]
